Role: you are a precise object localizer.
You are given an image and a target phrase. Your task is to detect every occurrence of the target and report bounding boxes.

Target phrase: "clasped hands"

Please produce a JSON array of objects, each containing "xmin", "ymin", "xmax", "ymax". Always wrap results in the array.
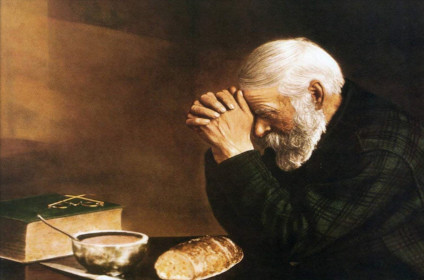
[{"xmin": 186, "ymin": 87, "xmax": 254, "ymax": 163}]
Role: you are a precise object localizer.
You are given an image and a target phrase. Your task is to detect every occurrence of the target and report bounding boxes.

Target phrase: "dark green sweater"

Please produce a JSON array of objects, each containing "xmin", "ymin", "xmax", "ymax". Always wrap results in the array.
[{"xmin": 205, "ymin": 80, "xmax": 424, "ymax": 279}]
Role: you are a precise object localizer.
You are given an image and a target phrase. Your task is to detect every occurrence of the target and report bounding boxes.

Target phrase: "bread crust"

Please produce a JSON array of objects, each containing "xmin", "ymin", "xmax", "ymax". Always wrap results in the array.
[{"xmin": 155, "ymin": 236, "xmax": 243, "ymax": 280}]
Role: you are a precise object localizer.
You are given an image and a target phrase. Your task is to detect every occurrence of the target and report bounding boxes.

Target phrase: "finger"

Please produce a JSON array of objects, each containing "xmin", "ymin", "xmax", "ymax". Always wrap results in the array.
[
  {"xmin": 228, "ymin": 86, "xmax": 237, "ymax": 95},
  {"xmin": 216, "ymin": 90, "xmax": 236, "ymax": 110},
  {"xmin": 186, "ymin": 112, "xmax": 198, "ymax": 119},
  {"xmin": 187, "ymin": 112, "xmax": 209, "ymax": 120},
  {"xmin": 186, "ymin": 114, "xmax": 211, "ymax": 126},
  {"xmin": 190, "ymin": 104, "xmax": 221, "ymax": 119},
  {"xmin": 235, "ymin": 90, "xmax": 251, "ymax": 112},
  {"xmin": 199, "ymin": 92, "xmax": 227, "ymax": 113}
]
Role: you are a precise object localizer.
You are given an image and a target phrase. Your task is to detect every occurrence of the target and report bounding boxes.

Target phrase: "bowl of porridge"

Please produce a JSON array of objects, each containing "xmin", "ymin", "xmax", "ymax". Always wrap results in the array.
[{"xmin": 72, "ymin": 230, "xmax": 149, "ymax": 277}]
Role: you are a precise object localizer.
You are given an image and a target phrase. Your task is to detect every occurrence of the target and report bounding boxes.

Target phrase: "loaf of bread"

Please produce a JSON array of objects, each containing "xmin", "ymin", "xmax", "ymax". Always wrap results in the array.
[{"xmin": 154, "ymin": 236, "xmax": 243, "ymax": 280}]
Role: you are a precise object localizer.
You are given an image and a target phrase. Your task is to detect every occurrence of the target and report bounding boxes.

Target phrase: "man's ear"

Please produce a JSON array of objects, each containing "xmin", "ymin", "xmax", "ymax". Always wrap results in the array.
[{"xmin": 308, "ymin": 80, "xmax": 325, "ymax": 110}]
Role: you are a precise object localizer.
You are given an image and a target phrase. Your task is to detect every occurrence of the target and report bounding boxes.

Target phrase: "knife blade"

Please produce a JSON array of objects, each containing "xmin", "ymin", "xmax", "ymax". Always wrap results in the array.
[{"xmin": 40, "ymin": 262, "xmax": 123, "ymax": 280}]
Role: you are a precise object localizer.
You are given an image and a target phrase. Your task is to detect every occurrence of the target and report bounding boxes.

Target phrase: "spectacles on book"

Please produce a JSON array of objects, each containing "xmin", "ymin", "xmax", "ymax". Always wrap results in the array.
[{"xmin": 48, "ymin": 194, "xmax": 104, "ymax": 209}]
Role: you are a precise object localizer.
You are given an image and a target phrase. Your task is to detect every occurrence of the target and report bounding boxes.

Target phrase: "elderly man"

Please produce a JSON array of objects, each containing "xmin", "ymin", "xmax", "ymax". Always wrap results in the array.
[{"xmin": 186, "ymin": 38, "xmax": 424, "ymax": 279}]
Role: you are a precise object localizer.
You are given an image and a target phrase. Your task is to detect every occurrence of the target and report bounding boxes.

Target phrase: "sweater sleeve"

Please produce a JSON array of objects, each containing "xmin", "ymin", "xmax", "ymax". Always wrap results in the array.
[{"xmin": 204, "ymin": 148, "xmax": 416, "ymax": 259}]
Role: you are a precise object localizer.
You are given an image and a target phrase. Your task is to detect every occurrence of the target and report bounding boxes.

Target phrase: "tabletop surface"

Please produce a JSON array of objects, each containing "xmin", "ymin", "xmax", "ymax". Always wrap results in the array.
[{"xmin": 0, "ymin": 236, "xmax": 249, "ymax": 280}]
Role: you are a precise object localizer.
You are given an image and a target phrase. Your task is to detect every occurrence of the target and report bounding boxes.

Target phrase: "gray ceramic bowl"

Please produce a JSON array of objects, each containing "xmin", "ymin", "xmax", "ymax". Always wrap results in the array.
[{"xmin": 72, "ymin": 230, "xmax": 149, "ymax": 277}]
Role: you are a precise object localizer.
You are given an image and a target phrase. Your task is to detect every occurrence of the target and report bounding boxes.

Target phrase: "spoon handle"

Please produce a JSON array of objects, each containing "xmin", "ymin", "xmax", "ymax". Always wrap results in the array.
[{"xmin": 37, "ymin": 214, "xmax": 78, "ymax": 241}]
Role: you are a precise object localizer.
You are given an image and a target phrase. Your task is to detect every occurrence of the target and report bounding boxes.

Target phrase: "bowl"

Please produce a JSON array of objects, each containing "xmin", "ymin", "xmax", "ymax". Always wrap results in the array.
[{"xmin": 72, "ymin": 230, "xmax": 149, "ymax": 277}]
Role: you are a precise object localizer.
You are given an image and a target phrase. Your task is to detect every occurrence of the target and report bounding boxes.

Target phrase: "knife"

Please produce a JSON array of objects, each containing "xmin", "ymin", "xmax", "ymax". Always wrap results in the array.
[{"xmin": 40, "ymin": 262, "xmax": 123, "ymax": 280}]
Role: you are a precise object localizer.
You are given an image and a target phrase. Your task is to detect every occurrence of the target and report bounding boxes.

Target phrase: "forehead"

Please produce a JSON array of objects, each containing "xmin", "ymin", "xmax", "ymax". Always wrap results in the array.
[
  {"xmin": 243, "ymin": 87, "xmax": 288, "ymax": 112},
  {"xmin": 243, "ymin": 87, "xmax": 279, "ymax": 103}
]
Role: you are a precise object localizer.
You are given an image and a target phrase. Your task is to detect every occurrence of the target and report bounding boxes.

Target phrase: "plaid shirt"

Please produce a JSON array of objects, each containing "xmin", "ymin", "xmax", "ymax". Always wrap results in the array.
[{"xmin": 205, "ymin": 80, "xmax": 424, "ymax": 278}]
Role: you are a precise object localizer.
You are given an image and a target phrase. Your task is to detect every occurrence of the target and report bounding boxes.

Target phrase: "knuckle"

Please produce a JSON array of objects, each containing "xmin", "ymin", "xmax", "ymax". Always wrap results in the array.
[{"xmin": 200, "ymin": 94, "xmax": 210, "ymax": 103}]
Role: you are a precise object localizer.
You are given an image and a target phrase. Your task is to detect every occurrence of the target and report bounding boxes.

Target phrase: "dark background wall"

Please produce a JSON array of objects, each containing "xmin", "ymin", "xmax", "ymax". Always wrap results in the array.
[{"xmin": 1, "ymin": 0, "xmax": 422, "ymax": 236}]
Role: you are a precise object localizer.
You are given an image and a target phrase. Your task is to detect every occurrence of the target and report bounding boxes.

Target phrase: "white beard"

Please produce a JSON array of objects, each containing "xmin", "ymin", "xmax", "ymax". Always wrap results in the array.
[{"xmin": 254, "ymin": 94, "xmax": 327, "ymax": 171}]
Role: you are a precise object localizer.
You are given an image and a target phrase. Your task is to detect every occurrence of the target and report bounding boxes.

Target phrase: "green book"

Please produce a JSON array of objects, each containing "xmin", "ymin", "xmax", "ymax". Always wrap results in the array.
[
  {"xmin": 0, "ymin": 193, "xmax": 122, "ymax": 223},
  {"xmin": 0, "ymin": 193, "xmax": 123, "ymax": 263}
]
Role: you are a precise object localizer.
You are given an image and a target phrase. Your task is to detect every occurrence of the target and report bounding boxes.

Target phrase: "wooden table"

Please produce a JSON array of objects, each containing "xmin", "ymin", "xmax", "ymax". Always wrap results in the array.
[{"xmin": 0, "ymin": 237, "xmax": 249, "ymax": 280}]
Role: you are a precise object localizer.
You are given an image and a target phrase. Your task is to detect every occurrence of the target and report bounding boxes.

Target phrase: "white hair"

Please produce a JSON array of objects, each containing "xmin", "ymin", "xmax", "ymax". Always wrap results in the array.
[{"xmin": 238, "ymin": 37, "xmax": 344, "ymax": 96}]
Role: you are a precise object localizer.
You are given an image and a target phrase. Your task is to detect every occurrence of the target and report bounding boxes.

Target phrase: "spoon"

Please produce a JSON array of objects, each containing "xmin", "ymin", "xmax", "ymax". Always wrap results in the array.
[{"xmin": 37, "ymin": 214, "xmax": 79, "ymax": 241}]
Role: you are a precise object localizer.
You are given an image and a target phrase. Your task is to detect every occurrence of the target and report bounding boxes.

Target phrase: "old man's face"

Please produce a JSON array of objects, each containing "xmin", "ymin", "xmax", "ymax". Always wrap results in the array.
[{"xmin": 243, "ymin": 86, "xmax": 327, "ymax": 171}]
